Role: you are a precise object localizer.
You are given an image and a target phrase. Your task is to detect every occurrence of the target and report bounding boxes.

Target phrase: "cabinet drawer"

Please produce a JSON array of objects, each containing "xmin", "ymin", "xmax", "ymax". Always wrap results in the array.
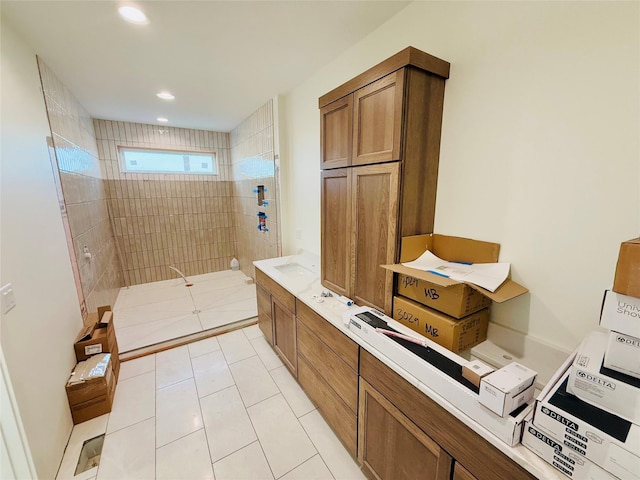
[
  {"xmin": 297, "ymin": 321, "xmax": 358, "ymax": 414},
  {"xmin": 296, "ymin": 300, "xmax": 359, "ymax": 372},
  {"xmin": 297, "ymin": 355, "xmax": 357, "ymax": 457},
  {"xmin": 359, "ymin": 350, "xmax": 536, "ymax": 480},
  {"xmin": 256, "ymin": 284, "xmax": 271, "ymax": 317},
  {"xmin": 255, "ymin": 268, "xmax": 295, "ymax": 313}
]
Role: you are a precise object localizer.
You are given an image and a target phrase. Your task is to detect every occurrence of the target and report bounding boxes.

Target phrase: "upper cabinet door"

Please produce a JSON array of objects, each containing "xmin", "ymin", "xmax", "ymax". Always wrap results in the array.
[
  {"xmin": 352, "ymin": 69, "xmax": 405, "ymax": 166},
  {"xmin": 320, "ymin": 95, "xmax": 353, "ymax": 170}
]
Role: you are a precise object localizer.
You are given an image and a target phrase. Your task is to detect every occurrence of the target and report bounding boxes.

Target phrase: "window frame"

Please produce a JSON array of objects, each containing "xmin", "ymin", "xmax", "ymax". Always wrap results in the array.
[{"xmin": 117, "ymin": 146, "xmax": 219, "ymax": 176}]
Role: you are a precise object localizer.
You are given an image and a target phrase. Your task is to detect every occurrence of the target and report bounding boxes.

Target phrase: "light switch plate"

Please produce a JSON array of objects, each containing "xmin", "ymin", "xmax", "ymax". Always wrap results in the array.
[{"xmin": 1, "ymin": 283, "xmax": 16, "ymax": 314}]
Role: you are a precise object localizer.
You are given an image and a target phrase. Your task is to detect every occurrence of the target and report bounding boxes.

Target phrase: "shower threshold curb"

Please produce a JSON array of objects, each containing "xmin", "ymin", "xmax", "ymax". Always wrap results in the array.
[{"xmin": 118, "ymin": 316, "xmax": 258, "ymax": 362}]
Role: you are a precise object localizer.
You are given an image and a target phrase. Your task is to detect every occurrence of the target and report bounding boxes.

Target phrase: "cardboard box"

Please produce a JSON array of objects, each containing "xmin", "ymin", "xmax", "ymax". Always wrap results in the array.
[
  {"xmin": 533, "ymin": 352, "xmax": 640, "ymax": 480},
  {"xmin": 567, "ymin": 331, "xmax": 640, "ymax": 425},
  {"xmin": 392, "ymin": 295, "xmax": 489, "ymax": 353},
  {"xmin": 75, "ymin": 306, "xmax": 120, "ymax": 381},
  {"xmin": 613, "ymin": 238, "xmax": 640, "ymax": 298},
  {"xmin": 383, "ymin": 234, "xmax": 528, "ymax": 318},
  {"xmin": 462, "ymin": 359, "xmax": 495, "ymax": 388},
  {"xmin": 522, "ymin": 420, "xmax": 618, "ymax": 480},
  {"xmin": 479, "ymin": 362, "xmax": 536, "ymax": 417},
  {"xmin": 604, "ymin": 331, "xmax": 640, "ymax": 379},
  {"xmin": 74, "ymin": 325, "xmax": 110, "ymax": 361},
  {"xmin": 345, "ymin": 306, "xmax": 533, "ymax": 446},
  {"xmin": 600, "ymin": 290, "xmax": 640, "ymax": 338},
  {"xmin": 66, "ymin": 355, "xmax": 116, "ymax": 425}
]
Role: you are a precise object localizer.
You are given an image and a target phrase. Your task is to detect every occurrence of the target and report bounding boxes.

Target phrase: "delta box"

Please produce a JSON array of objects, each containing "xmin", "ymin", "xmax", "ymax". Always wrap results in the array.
[
  {"xmin": 533, "ymin": 352, "xmax": 640, "ymax": 480},
  {"xmin": 522, "ymin": 419, "xmax": 618, "ymax": 480},
  {"xmin": 568, "ymin": 331, "xmax": 640, "ymax": 426},
  {"xmin": 600, "ymin": 290, "xmax": 640, "ymax": 339},
  {"xmin": 479, "ymin": 362, "xmax": 537, "ymax": 417},
  {"xmin": 392, "ymin": 295, "xmax": 489, "ymax": 353},
  {"xmin": 382, "ymin": 234, "xmax": 528, "ymax": 319},
  {"xmin": 603, "ymin": 331, "xmax": 640, "ymax": 379}
]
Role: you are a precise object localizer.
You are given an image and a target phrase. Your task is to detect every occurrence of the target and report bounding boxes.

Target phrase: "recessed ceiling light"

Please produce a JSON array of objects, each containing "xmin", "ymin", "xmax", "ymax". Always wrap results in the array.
[
  {"xmin": 156, "ymin": 92, "xmax": 175, "ymax": 100},
  {"xmin": 157, "ymin": 117, "xmax": 169, "ymax": 123},
  {"xmin": 118, "ymin": 5, "xmax": 149, "ymax": 25}
]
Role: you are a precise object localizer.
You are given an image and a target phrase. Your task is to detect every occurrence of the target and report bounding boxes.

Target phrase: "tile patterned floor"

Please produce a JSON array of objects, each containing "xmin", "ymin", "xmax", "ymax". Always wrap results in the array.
[
  {"xmin": 56, "ymin": 325, "xmax": 365, "ymax": 480},
  {"xmin": 114, "ymin": 270, "xmax": 258, "ymax": 353}
]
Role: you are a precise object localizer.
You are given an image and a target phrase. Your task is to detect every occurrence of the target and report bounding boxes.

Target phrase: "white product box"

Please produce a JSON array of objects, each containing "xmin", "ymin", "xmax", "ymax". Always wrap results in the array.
[
  {"xmin": 604, "ymin": 331, "xmax": 640, "ymax": 380},
  {"xmin": 522, "ymin": 419, "xmax": 618, "ymax": 480},
  {"xmin": 568, "ymin": 331, "xmax": 640, "ymax": 425},
  {"xmin": 462, "ymin": 359, "xmax": 494, "ymax": 388},
  {"xmin": 534, "ymin": 352, "xmax": 640, "ymax": 480},
  {"xmin": 600, "ymin": 290, "xmax": 640, "ymax": 338},
  {"xmin": 479, "ymin": 363, "xmax": 537, "ymax": 417},
  {"xmin": 344, "ymin": 306, "xmax": 532, "ymax": 446}
]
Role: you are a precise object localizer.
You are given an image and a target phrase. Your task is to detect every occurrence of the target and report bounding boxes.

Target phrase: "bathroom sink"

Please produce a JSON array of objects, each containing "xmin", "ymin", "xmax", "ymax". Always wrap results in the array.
[{"xmin": 274, "ymin": 262, "xmax": 317, "ymax": 283}]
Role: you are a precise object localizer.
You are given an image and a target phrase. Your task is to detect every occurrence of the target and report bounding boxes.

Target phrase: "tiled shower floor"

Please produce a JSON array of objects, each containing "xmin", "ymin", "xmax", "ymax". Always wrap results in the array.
[{"xmin": 114, "ymin": 270, "xmax": 258, "ymax": 353}]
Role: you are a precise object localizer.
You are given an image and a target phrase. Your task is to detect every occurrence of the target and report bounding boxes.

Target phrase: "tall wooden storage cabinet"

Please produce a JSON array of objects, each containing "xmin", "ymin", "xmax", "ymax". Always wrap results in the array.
[{"xmin": 320, "ymin": 47, "xmax": 450, "ymax": 314}]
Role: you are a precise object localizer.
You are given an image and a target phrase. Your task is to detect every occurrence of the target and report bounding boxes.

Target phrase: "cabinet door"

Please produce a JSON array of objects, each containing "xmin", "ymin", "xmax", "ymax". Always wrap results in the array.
[
  {"xmin": 321, "ymin": 168, "xmax": 351, "ymax": 297},
  {"xmin": 351, "ymin": 163, "xmax": 399, "ymax": 314},
  {"xmin": 320, "ymin": 95, "xmax": 353, "ymax": 169},
  {"xmin": 256, "ymin": 284, "xmax": 273, "ymax": 345},
  {"xmin": 453, "ymin": 463, "xmax": 479, "ymax": 480},
  {"xmin": 272, "ymin": 298, "xmax": 297, "ymax": 376},
  {"xmin": 352, "ymin": 69, "xmax": 405, "ymax": 166},
  {"xmin": 359, "ymin": 378, "xmax": 452, "ymax": 480}
]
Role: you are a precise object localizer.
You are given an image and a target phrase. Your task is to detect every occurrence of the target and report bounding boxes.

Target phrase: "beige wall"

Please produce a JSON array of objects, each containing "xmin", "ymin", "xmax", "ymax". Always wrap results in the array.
[
  {"xmin": 94, "ymin": 120, "xmax": 236, "ymax": 284},
  {"xmin": 1, "ymin": 20, "xmax": 83, "ymax": 479},
  {"xmin": 37, "ymin": 59, "xmax": 122, "ymax": 315},
  {"xmin": 280, "ymin": 1, "xmax": 639, "ymax": 352},
  {"xmin": 230, "ymin": 100, "xmax": 279, "ymax": 278}
]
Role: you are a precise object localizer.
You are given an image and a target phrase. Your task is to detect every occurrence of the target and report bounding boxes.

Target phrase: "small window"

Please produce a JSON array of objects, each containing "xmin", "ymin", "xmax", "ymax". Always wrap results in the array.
[{"xmin": 119, "ymin": 147, "xmax": 217, "ymax": 175}]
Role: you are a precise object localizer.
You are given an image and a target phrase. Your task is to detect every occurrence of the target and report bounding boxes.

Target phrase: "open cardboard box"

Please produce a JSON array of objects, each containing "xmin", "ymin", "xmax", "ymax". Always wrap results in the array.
[{"xmin": 382, "ymin": 234, "xmax": 528, "ymax": 318}]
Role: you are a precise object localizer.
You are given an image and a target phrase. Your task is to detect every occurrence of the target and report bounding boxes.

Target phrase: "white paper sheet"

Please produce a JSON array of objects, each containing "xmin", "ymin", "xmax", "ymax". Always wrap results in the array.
[{"xmin": 402, "ymin": 250, "xmax": 510, "ymax": 292}]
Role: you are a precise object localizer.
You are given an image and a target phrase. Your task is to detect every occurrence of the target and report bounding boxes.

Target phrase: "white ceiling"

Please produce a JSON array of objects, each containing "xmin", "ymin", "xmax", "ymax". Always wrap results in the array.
[{"xmin": 2, "ymin": 1, "xmax": 410, "ymax": 132}]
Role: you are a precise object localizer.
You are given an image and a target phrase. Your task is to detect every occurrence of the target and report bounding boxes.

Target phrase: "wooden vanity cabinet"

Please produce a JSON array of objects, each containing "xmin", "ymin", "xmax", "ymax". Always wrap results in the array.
[
  {"xmin": 359, "ymin": 378, "xmax": 452, "ymax": 480},
  {"xmin": 255, "ymin": 269, "xmax": 539, "ymax": 479},
  {"xmin": 359, "ymin": 350, "xmax": 537, "ymax": 480},
  {"xmin": 296, "ymin": 300, "xmax": 359, "ymax": 457},
  {"xmin": 320, "ymin": 47, "xmax": 449, "ymax": 314},
  {"xmin": 255, "ymin": 267, "xmax": 297, "ymax": 375}
]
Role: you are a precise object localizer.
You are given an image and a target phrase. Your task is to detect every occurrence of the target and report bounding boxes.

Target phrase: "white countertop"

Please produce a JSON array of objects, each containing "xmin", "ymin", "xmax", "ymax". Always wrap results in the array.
[{"xmin": 254, "ymin": 252, "xmax": 565, "ymax": 480}]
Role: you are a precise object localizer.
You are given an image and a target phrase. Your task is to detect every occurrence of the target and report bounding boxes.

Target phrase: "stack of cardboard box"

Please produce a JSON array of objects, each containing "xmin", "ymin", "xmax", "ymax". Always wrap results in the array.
[
  {"xmin": 66, "ymin": 305, "xmax": 120, "ymax": 425},
  {"xmin": 382, "ymin": 234, "xmax": 528, "ymax": 354},
  {"xmin": 523, "ymin": 239, "xmax": 640, "ymax": 480}
]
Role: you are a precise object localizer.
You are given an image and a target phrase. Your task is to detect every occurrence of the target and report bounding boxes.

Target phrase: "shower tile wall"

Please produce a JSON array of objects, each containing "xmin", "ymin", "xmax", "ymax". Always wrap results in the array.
[
  {"xmin": 94, "ymin": 120, "xmax": 236, "ymax": 286},
  {"xmin": 230, "ymin": 100, "xmax": 279, "ymax": 278},
  {"xmin": 37, "ymin": 58, "xmax": 122, "ymax": 314}
]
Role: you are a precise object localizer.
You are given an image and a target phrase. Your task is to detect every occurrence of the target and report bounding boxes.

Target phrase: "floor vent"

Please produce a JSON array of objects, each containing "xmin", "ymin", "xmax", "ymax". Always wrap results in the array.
[{"xmin": 74, "ymin": 434, "xmax": 105, "ymax": 475}]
